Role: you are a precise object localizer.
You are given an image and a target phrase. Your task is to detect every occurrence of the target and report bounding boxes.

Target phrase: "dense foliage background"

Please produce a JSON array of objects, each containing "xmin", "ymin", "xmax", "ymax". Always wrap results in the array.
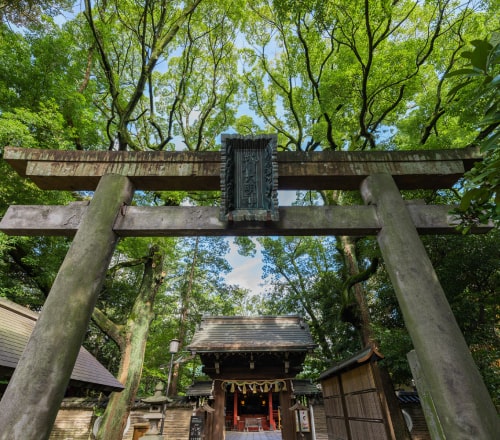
[{"xmin": 0, "ymin": 0, "xmax": 498, "ymax": 437}]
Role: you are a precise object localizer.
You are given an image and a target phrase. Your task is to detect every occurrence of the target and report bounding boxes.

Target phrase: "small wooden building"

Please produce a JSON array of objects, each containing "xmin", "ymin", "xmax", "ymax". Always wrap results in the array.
[
  {"xmin": 0, "ymin": 297, "xmax": 125, "ymax": 438},
  {"xmin": 319, "ymin": 346, "xmax": 411, "ymax": 440},
  {"xmin": 0, "ymin": 297, "xmax": 124, "ymax": 396},
  {"xmin": 187, "ymin": 315, "xmax": 317, "ymax": 440}
]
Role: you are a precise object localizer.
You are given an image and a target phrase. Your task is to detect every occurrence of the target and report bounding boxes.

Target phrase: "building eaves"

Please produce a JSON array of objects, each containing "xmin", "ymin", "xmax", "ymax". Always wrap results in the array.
[
  {"xmin": 186, "ymin": 381, "xmax": 214, "ymax": 397},
  {"xmin": 187, "ymin": 315, "xmax": 316, "ymax": 353},
  {"xmin": 0, "ymin": 298, "xmax": 123, "ymax": 392},
  {"xmin": 318, "ymin": 346, "xmax": 384, "ymax": 381}
]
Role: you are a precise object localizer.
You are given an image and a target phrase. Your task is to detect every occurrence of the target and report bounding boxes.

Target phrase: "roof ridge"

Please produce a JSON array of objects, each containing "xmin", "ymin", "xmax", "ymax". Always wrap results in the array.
[{"xmin": 0, "ymin": 297, "xmax": 38, "ymax": 320}]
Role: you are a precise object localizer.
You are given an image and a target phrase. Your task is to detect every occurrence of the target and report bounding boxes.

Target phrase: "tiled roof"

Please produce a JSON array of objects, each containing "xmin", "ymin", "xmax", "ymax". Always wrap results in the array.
[
  {"xmin": 0, "ymin": 297, "xmax": 123, "ymax": 392},
  {"xmin": 186, "ymin": 381, "xmax": 214, "ymax": 397},
  {"xmin": 292, "ymin": 379, "xmax": 321, "ymax": 396},
  {"xmin": 187, "ymin": 315, "xmax": 316, "ymax": 353}
]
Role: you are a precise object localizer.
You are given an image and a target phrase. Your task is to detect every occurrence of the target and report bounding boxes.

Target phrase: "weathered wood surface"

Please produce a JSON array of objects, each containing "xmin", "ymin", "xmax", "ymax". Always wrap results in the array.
[
  {"xmin": 3, "ymin": 146, "xmax": 481, "ymax": 191},
  {"xmin": 311, "ymin": 404, "xmax": 328, "ymax": 440},
  {"xmin": 161, "ymin": 408, "xmax": 193, "ymax": 440},
  {"xmin": 49, "ymin": 409, "xmax": 94, "ymax": 440},
  {"xmin": 47, "ymin": 406, "xmax": 192, "ymax": 440},
  {"xmin": 0, "ymin": 175, "xmax": 135, "ymax": 440},
  {"xmin": 0, "ymin": 203, "xmax": 490, "ymax": 237},
  {"xmin": 361, "ymin": 174, "xmax": 500, "ymax": 440}
]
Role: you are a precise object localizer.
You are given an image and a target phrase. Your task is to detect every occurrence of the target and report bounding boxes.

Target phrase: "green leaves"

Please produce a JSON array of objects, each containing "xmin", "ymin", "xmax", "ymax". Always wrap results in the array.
[
  {"xmin": 0, "ymin": 0, "xmax": 73, "ymax": 27},
  {"xmin": 461, "ymin": 39, "xmax": 494, "ymax": 72},
  {"xmin": 456, "ymin": 153, "xmax": 500, "ymax": 231},
  {"xmin": 447, "ymin": 35, "xmax": 500, "ymax": 229},
  {"xmin": 241, "ymin": 0, "xmax": 494, "ymax": 151}
]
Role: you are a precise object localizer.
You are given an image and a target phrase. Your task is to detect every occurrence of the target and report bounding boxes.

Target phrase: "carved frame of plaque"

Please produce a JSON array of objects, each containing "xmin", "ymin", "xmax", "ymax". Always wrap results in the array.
[{"xmin": 220, "ymin": 134, "xmax": 279, "ymax": 222}]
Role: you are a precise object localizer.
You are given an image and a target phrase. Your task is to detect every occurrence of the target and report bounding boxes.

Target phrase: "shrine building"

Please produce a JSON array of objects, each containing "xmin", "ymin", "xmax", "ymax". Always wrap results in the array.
[
  {"xmin": 0, "ymin": 297, "xmax": 123, "ymax": 397},
  {"xmin": 186, "ymin": 315, "xmax": 317, "ymax": 439}
]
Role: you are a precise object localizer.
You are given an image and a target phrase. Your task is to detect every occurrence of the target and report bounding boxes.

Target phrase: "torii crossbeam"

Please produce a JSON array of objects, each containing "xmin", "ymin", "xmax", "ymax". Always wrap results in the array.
[{"xmin": 0, "ymin": 145, "xmax": 498, "ymax": 440}]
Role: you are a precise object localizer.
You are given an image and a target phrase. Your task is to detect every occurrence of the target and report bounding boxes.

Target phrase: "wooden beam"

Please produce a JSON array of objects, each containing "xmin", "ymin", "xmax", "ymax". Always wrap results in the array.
[
  {"xmin": 0, "ymin": 175, "xmax": 135, "ymax": 440},
  {"xmin": 3, "ymin": 146, "xmax": 481, "ymax": 191},
  {"xmin": 0, "ymin": 204, "xmax": 490, "ymax": 237},
  {"xmin": 361, "ymin": 174, "xmax": 500, "ymax": 439}
]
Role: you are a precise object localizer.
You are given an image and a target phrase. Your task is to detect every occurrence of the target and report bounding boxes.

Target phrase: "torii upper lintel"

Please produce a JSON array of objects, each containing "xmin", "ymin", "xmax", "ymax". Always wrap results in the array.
[{"xmin": 2, "ymin": 145, "xmax": 481, "ymax": 191}]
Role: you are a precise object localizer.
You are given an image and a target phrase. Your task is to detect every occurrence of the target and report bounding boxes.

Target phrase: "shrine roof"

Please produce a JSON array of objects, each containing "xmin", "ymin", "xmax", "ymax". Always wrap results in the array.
[
  {"xmin": 186, "ymin": 381, "xmax": 214, "ymax": 397},
  {"xmin": 0, "ymin": 298, "xmax": 124, "ymax": 393},
  {"xmin": 187, "ymin": 315, "xmax": 316, "ymax": 353},
  {"xmin": 292, "ymin": 379, "xmax": 321, "ymax": 396}
]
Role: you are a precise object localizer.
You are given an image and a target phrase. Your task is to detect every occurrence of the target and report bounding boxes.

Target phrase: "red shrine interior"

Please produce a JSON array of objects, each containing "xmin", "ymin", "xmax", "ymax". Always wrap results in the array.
[{"xmin": 225, "ymin": 389, "xmax": 281, "ymax": 431}]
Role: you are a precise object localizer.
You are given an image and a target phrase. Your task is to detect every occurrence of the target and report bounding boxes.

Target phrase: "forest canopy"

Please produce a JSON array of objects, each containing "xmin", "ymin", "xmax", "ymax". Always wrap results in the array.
[{"xmin": 0, "ymin": 0, "xmax": 498, "ymax": 438}]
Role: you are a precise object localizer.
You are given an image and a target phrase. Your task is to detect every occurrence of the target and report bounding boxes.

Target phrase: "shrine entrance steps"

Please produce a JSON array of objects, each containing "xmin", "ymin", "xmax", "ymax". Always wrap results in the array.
[{"xmin": 225, "ymin": 431, "xmax": 282, "ymax": 440}]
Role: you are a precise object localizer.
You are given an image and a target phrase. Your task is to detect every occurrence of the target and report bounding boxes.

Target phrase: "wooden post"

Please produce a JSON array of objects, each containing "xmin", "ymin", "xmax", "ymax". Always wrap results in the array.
[
  {"xmin": 268, "ymin": 390, "xmax": 276, "ymax": 430},
  {"xmin": 0, "ymin": 174, "xmax": 134, "ymax": 440},
  {"xmin": 212, "ymin": 381, "xmax": 225, "ymax": 440},
  {"xmin": 233, "ymin": 389, "xmax": 238, "ymax": 430},
  {"xmin": 360, "ymin": 173, "xmax": 500, "ymax": 440},
  {"xmin": 372, "ymin": 363, "xmax": 411, "ymax": 440},
  {"xmin": 204, "ymin": 410, "xmax": 213, "ymax": 440},
  {"xmin": 279, "ymin": 380, "xmax": 294, "ymax": 440}
]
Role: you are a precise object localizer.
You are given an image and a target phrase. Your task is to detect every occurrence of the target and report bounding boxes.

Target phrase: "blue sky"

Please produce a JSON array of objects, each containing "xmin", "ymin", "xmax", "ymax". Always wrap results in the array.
[
  {"xmin": 224, "ymin": 190, "xmax": 299, "ymax": 295},
  {"xmin": 225, "ymin": 240, "xmax": 265, "ymax": 294}
]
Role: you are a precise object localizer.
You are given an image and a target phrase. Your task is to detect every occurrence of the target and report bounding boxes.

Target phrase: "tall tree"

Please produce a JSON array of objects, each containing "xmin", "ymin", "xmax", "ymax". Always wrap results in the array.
[
  {"xmin": 0, "ymin": 22, "xmax": 92, "ymax": 309},
  {"xmin": 92, "ymin": 244, "xmax": 167, "ymax": 440},
  {"xmin": 83, "ymin": 0, "xmax": 243, "ymax": 152},
  {"xmin": 156, "ymin": 1, "xmax": 241, "ymax": 151},
  {"xmin": 237, "ymin": 2, "xmax": 499, "ymax": 410},
  {"xmin": 79, "ymin": 2, "xmax": 246, "ymax": 438},
  {"xmin": 2, "ymin": 1, "xmax": 499, "ymax": 435},
  {"xmin": 259, "ymin": 235, "xmax": 361, "ymax": 370},
  {"xmin": 447, "ymin": 35, "xmax": 500, "ymax": 228},
  {"xmin": 157, "ymin": 236, "xmax": 248, "ymax": 395},
  {"xmin": 0, "ymin": 0, "xmax": 73, "ymax": 26},
  {"xmin": 368, "ymin": 229, "xmax": 500, "ymax": 402},
  {"xmin": 0, "ymin": 2, "xmax": 242, "ymax": 438}
]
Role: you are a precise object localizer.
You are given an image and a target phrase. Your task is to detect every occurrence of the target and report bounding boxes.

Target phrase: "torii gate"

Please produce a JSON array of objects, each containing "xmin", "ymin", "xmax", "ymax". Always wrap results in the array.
[{"xmin": 0, "ymin": 143, "xmax": 498, "ymax": 440}]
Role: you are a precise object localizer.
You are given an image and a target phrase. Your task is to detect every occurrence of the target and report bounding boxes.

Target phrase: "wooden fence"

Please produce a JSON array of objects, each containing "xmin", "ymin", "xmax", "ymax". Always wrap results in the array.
[{"xmin": 48, "ymin": 403, "xmax": 193, "ymax": 440}]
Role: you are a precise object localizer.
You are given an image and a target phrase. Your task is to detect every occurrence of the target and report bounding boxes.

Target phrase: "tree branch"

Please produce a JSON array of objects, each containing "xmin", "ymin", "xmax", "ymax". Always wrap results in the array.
[{"xmin": 92, "ymin": 306, "xmax": 125, "ymax": 348}]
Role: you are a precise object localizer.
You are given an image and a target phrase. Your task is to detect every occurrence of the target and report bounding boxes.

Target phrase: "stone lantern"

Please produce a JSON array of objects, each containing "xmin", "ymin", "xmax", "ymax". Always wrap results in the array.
[{"xmin": 141, "ymin": 382, "xmax": 172, "ymax": 439}]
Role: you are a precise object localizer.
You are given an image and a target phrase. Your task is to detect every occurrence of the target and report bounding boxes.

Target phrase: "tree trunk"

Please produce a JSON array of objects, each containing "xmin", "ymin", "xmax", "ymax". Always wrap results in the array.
[
  {"xmin": 96, "ymin": 246, "xmax": 165, "ymax": 440},
  {"xmin": 322, "ymin": 190, "xmax": 377, "ymax": 348},
  {"xmin": 339, "ymin": 235, "xmax": 376, "ymax": 347},
  {"xmin": 171, "ymin": 237, "xmax": 199, "ymax": 396}
]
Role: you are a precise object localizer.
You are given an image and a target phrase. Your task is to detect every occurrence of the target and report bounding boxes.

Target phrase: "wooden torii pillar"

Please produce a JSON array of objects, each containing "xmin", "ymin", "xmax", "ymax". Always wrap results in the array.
[
  {"xmin": 0, "ymin": 146, "xmax": 498, "ymax": 440},
  {"xmin": 0, "ymin": 173, "xmax": 134, "ymax": 440}
]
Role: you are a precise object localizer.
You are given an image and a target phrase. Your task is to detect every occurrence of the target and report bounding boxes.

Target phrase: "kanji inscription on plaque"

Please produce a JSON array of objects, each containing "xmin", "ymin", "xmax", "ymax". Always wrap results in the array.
[{"xmin": 220, "ymin": 134, "xmax": 279, "ymax": 221}]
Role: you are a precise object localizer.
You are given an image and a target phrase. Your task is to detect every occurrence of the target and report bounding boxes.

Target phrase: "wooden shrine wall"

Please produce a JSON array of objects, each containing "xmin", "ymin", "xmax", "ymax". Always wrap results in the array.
[
  {"xmin": 47, "ymin": 406, "xmax": 192, "ymax": 440},
  {"xmin": 322, "ymin": 363, "xmax": 392, "ymax": 440}
]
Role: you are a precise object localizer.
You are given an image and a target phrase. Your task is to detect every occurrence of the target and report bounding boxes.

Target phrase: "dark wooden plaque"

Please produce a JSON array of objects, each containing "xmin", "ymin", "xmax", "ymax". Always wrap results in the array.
[{"xmin": 220, "ymin": 134, "xmax": 279, "ymax": 221}]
